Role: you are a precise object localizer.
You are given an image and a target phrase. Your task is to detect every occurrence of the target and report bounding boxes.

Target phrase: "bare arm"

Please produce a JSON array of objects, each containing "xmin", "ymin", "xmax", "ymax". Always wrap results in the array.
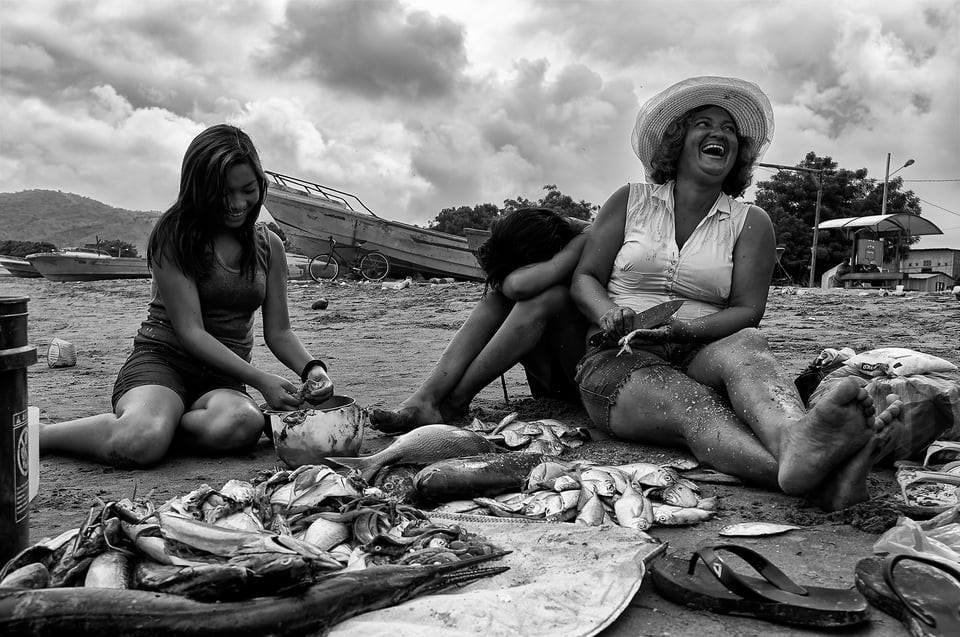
[
  {"xmin": 500, "ymin": 232, "xmax": 588, "ymax": 300},
  {"xmin": 261, "ymin": 231, "xmax": 334, "ymax": 404},
  {"xmin": 571, "ymin": 185, "xmax": 631, "ymax": 334}
]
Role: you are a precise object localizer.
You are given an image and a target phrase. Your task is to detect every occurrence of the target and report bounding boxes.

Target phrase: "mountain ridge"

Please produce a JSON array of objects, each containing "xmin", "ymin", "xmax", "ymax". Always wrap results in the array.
[{"xmin": 0, "ymin": 189, "xmax": 162, "ymax": 253}]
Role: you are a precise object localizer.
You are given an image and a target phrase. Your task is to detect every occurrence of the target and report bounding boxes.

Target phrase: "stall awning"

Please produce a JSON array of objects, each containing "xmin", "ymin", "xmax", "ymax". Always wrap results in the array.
[{"xmin": 817, "ymin": 213, "xmax": 943, "ymax": 236}]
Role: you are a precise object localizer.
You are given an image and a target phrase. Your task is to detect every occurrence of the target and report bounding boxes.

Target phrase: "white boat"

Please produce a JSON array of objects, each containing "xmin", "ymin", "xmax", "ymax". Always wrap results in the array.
[
  {"xmin": 264, "ymin": 171, "xmax": 484, "ymax": 281},
  {"xmin": 26, "ymin": 249, "xmax": 150, "ymax": 282},
  {"xmin": 0, "ymin": 255, "xmax": 43, "ymax": 278}
]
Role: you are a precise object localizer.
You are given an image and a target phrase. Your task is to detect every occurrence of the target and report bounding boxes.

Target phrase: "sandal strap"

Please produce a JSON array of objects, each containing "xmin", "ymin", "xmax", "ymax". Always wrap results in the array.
[
  {"xmin": 883, "ymin": 553, "xmax": 960, "ymax": 628},
  {"xmin": 688, "ymin": 543, "xmax": 808, "ymax": 602}
]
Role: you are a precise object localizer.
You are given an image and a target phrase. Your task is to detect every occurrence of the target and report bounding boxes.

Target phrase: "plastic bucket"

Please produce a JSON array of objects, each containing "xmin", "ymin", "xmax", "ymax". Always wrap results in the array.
[{"xmin": 47, "ymin": 337, "xmax": 77, "ymax": 368}]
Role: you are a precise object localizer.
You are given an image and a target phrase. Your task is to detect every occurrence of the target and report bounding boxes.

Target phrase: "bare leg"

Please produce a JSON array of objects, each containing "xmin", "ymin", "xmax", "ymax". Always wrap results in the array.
[
  {"xmin": 686, "ymin": 328, "xmax": 877, "ymax": 495},
  {"xmin": 371, "ymin": 285, "xmax": 579, "ymax": 433},
  {"xmin": 40, "ymin": 385, "xmax": 184, "ymax": 468},
  {"xmin": 606, "ymin": 365, "xmax": 780, "ymax": 488},
  {"xmin": 177, "ymin": 389, "xmax": 264, "ymax": 454},
  {"xmin": 808, "ymin": 394, "xmax": 904, "ymax": 511},
  {"xmin": 369, "ymin": 291, "xmax": 514, "ymax": 432}
]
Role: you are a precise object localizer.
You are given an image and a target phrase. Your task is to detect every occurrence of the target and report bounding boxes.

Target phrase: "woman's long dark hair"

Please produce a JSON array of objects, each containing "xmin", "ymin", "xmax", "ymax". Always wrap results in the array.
[
  {"xmin": 147, "ymin": 124, "xmax": 268, "ymax": 280},
  {"xmin": 648, "ymin": 106, "xmax": 758, "ymax": 198},
  {"xmin": 475, "ymin": 207, "xmax": 580, "ymax": 289}
]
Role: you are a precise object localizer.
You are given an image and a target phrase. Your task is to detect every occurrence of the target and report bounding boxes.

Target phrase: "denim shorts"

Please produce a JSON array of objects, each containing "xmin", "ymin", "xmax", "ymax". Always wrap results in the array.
[
  {"xmin": 112, "ymin": 344, "xmax": 248, "ymax": 410},
  {"xmin": 575, "ymin": 341, "xmax": 703, "ymax": 434}
]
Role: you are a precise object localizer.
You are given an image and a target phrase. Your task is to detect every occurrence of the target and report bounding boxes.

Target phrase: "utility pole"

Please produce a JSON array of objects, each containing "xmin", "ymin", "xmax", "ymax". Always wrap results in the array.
[{"xmin": 758, "ymin": 162, "xmax": 825, "ymax": 288}]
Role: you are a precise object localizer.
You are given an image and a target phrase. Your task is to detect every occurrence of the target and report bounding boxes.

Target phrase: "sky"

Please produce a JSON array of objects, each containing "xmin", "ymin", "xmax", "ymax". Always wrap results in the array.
[{"xmin": 2, "ymin": 0, "xmax": 959, "ymax": 250}]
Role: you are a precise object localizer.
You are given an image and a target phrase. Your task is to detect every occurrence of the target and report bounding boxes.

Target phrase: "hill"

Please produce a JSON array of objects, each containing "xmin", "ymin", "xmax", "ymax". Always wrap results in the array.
[{"xmin": 0, "ymin": 190, "xmax": 161, "ymax": 253}]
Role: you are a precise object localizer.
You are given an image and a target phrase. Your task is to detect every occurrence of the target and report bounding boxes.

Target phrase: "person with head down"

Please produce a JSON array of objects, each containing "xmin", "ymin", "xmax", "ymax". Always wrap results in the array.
[{"xmin": 572, "ymin": 76, "xmax": 903, "ymax": 511}]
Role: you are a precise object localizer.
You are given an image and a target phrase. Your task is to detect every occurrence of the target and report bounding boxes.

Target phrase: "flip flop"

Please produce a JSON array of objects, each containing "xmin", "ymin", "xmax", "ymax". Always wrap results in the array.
[
  {"xmin": 923, "ymin": 441, "xmax": 960, "ymax": 468},
  {"xmin": 650, "ymin": 543, "xmax": 870, "ymax": 627},
  {"xmin": 855, "ymin": 555, "xmax": 960, "ymax": 636}
]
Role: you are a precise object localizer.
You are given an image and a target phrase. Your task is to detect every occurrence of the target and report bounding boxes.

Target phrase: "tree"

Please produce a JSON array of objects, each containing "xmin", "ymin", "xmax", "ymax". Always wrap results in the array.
[
  {"xmin": 428, "ymin": 185, "xmax": 598, "ymax": 236},
  {"xmin": 755, "ymin": 152, "xmax": 924, "ymax": 284},
  {"xmin": 0, "ymin": 240, "xmax": 57, "ymax": 258},
  {"xmin": 91, "ymin": 239, "xmax": 139, "ymax": 257}
]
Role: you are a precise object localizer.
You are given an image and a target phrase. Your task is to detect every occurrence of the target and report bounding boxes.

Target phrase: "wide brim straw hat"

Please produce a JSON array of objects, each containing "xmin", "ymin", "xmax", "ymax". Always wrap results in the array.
[{"xmin": 631, "ymin": 76, "xmax": 775, "ymax": 176}]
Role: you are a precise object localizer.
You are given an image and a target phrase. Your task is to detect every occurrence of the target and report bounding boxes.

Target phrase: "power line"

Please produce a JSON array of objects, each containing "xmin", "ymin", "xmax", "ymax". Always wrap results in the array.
[
  {"xmin": 917, "ymin": 198, "xmax": 960, "ymax": 217},
  {"xmin": 902, "ymin": 179, "xmax": 960, "ymax": 182}
]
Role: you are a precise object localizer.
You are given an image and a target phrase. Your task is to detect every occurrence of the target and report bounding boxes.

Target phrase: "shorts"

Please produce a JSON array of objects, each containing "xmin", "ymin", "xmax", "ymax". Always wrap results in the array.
[
  {"xmin": 575, "ymin": 341, "xmax": 704, "ymax": 434},
  {"xmin": 111, "ymin": 344, "xmax": 248, "ymax": 411}
]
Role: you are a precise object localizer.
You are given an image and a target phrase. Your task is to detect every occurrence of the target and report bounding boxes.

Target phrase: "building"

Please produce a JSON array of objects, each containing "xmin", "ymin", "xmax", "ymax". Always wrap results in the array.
[{"xmin": 900, "ymin": 248, "xmax": 959, "ymax": 292}]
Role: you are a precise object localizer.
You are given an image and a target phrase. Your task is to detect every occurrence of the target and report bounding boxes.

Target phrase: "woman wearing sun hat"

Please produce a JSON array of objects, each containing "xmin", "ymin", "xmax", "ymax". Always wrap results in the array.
[{"xmin": 571, "ymin": 76, "xmax": 902, "ymax": 511}]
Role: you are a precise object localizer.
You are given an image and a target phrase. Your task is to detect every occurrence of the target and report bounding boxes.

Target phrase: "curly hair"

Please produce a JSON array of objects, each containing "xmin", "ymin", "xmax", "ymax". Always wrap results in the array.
[
  {"xmin": 475, "ymin": 207, "xmax": 580, "ymax": 290},
  {"xmin": 147, "ymin": 124, "xmax": 268, "ymax": 280},
  {"xmin": 648, "ymin": 106, "xmax": 758, "ymax": 198}
]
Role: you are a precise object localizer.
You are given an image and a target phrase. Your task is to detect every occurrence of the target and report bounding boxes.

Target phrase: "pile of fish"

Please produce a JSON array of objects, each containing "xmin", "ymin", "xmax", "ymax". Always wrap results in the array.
[
  {"xmin": 464, "ymin": 413, "xmax": 591, "ymax": 455},
  {"xmin": 0, "ymin": 465, "xmax": 508, "ymax": 636},
  {"xmin": 466, "ymin": 459, "xmax": 716, "ymax": 533}
]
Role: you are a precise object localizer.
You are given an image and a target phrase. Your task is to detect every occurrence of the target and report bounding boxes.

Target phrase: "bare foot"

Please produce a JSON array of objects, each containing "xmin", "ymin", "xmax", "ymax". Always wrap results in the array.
[
  {"xmin": 368, "ymin": 400, "xmax": 445, "ymax": 434},
  {"xmin": 778, "ymin": 378, "xmax": 876, "ymax": 495},
  {"xmin": 807, "ymin": 394, "xmax": 904, "ymax": 511}
]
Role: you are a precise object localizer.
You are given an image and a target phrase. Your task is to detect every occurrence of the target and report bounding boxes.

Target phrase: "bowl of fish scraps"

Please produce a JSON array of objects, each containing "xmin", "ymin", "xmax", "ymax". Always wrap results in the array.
[{"xmin": 265, "ymin": 395, "xmax": 366, "ymax": 468}]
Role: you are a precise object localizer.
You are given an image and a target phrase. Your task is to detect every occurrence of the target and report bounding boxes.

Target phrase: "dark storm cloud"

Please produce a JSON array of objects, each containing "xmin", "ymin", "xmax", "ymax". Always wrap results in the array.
[{"xmin": 259, "ymin": 0, "xmax": 468, "ymax": 99}]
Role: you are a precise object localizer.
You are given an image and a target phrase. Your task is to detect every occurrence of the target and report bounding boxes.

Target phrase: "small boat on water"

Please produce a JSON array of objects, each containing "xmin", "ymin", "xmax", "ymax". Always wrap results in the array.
[
  {"xmin": 264, "ymin": 171, "xmax": 484, "ymax": 281},
  {"xmin": 26, "ymin": 249, "xmax": 151, "ymax": 282},
  {"xmin": 0, "ymin": 255, "xmax": 43, "ymax": 278}
]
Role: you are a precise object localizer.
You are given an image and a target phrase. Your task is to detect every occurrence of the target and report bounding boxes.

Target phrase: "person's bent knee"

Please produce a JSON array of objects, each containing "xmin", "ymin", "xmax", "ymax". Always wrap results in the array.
[
  {"xmin": 514, "ymin": 285, "xmax": 570, "ymax": 319},
  {"xmin": 724, "ymin": 327, "xmax": 769, "ymax": 350},
  {"xmin": 105, "ymin": 417, "xmax": 172, "ymax": 468},
  {"xmin": 196, "ymin": 403, "xmax": 264, "ymax": 452}
]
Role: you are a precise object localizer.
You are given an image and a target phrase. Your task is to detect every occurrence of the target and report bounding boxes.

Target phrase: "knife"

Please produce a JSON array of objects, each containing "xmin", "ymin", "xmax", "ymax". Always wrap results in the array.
[{"xmin": 588, "ymin": 299, "xmax": 684, "ymax": 347}]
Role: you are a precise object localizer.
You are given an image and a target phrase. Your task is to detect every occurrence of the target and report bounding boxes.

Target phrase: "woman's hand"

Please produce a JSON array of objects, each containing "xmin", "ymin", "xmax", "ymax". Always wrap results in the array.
[
  {"xmin": 260, "ymin": 373, "xmax": 303, "ymax": 411},
  {"xmin": 619, "ymin": 318, "xmax": 692, "ymax": 345},
  {"xmin": 299, "ymin": 368, "xmax": 334, "ymax": 405},
  {"xmin": 599, "ymin": 305, "xmax": 637, "ymax": 339}
]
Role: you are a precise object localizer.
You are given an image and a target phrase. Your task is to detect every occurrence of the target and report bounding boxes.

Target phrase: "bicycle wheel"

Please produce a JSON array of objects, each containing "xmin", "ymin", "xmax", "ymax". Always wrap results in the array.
[
  {"xmin": 308, "ymin": 253, "xmax": 340, "ymax": 282},
  {"xmin": 359, "ymin": 252, "xmax": 390, "ymax": 281}
]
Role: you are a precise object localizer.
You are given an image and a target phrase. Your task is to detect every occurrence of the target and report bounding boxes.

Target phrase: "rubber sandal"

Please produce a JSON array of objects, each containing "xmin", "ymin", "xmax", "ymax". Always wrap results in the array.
[
  {"xmin": 650, "ymin": 543, "xmax": 870, "ymax": 628},
  {"xmin": 923, "ymin": 441, "xmax": 960, "ymax": 468},
  {"xmin": 896, "ymin": 467, "xmax": 960, "ymax": 518},
  {"xmin": 855, "ymin": 555, "xmax": 960, "ymax": 636}
]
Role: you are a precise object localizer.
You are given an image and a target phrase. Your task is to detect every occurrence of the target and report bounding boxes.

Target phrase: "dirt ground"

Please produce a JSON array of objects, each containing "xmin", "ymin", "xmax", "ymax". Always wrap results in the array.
[{"xmin": 4, "ymin": 274, "xmax": 959, "ymax": 636}]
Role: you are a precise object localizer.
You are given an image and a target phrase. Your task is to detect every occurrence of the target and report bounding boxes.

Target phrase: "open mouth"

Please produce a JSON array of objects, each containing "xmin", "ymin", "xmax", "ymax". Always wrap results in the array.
[{"xmin": 701, "ymin": 142, "xmax": 726, "ymax": 158}]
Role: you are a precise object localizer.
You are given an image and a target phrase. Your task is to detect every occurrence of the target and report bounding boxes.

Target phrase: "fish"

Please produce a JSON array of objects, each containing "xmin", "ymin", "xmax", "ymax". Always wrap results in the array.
[
  {"xmin": 653, "ymin": 504, "xmax": 715, "ymax": 526},
  {"xmin": 575, "ymin": 492, "xmax": 607, "ymax": 526},
  {"xmin": 413, "ymin": 453, "xmax": 548, "ymax": 501},
  {"xmin": 718, "ymin": 522, "xmax": 805, "ymax": 537},
  {"xmin": 524, "ymin": 460, "xmax": 578, "ymax": 492},
  {"xmin": 326, "ymin": 424, "xmax": 498, "ymax": 483},
  {"xmin": 659, "ymin": 482, "xmax": 700, "ymax": 508},
  {"xmin": 0, "ymin": 562, "xmax": 50, "ymax": 589},
  {"xmin": 613, "ymin": 483, "xmax": 654, "ymax": 530},
  {"xmin": 83, "ymin": 551, "xmax": 132, "ymax": 589},
  {"xmin": 302, "ymin": 517, "xmax": 351, "ymax": 550},
  {"xmin": 1, "ymin": 553, "xmax": 510, "ymax": 636},
  {"xmin": 580, "ymin": 468, "xmax": 618, "ymax": 497}
]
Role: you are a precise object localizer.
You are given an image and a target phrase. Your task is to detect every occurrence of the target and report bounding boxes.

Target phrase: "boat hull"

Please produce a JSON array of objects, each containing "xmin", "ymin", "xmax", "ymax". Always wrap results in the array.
[
  {"xmin": 26, "ymin": 254, "xmax": 151, "ymax": 282},
  {"xmin": 0, "ymin": 256, "xmax": 43, "ymax": 278},
  {"xmin": 265, "ymin": 182, "xmax": 484, "ymax": 281}
]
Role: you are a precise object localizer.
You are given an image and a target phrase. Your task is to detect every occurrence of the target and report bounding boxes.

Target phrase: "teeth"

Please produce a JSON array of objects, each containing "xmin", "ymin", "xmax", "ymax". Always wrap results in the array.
[{"xmin": 702, "ymin": 143, "xmax": 725, "ymax": 157}]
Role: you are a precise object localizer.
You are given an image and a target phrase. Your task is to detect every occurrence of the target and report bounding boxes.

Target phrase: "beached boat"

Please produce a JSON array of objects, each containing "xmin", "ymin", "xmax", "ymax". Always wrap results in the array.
[
  {"xmin": 264, "ymin": 171, "xmax": 484, "ymax": 281},
  {"xmin": 0, "ymin": 255, "xmax": 43, "ymax": 278},
  {"xmin": 26, "ymin": 250, "xmax": 151, "ymax": 282}
]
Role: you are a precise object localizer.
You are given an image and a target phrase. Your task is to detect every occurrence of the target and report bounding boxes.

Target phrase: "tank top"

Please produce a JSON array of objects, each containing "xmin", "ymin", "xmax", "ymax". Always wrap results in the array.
[
  {"xmin": 607, "ymin": 181, "xmax": 751, "ymax": 320},
  {"xmin": 133, "ymin": 223, "xmax": 273, "ymax": 362}
]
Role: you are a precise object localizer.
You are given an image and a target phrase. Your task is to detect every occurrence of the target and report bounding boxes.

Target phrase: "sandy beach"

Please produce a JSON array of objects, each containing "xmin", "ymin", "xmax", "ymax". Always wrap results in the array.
[{"xmin": 4, "ymin": 274, "xmax": 959, "ymax": 636}]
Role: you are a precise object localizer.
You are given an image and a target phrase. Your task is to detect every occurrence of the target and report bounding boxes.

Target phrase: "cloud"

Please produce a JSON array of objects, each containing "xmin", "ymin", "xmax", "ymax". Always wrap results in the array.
[{"xmin": 259, "ymin": 0, "xmax": 468, "ymax": 100}]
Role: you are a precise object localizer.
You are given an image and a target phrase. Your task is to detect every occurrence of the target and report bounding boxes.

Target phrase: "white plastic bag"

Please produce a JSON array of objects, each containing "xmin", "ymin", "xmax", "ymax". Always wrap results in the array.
[{"xmin": 845, "ymin": 347, "xmax": 958, "ymax": 377}]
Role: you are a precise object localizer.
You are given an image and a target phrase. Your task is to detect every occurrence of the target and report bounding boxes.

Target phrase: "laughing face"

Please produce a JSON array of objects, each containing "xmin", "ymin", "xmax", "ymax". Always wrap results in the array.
[
  {"xmin": 222, "ymin": 162, "xmax": 260, "ymax": 229},
  {"xmin": 679, "ymin": 105, "xmax": 739, "ymax": 182}
]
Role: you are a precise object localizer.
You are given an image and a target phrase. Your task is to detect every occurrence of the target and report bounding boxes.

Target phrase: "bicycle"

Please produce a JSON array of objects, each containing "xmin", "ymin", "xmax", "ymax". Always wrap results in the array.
[{"xmin": 308, "ymin": 236, "xmax": 391, "ymax": 282}]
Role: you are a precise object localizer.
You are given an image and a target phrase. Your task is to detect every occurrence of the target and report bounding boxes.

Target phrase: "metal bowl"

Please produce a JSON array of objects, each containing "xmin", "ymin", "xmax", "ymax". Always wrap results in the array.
[{"xmin": 264, "ymin": 395, "xmax": 365, "ymax": 468}]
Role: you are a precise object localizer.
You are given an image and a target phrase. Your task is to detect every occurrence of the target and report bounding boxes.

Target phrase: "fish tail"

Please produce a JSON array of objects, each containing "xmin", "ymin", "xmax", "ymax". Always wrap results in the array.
[{"xmin": 324, "ymin": 457, "xmax": 379, "ymax": 482}]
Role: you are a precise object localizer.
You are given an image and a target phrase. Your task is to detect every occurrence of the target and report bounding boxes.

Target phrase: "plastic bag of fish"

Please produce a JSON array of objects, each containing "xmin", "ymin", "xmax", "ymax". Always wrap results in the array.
[
  {"xmin": 0, "ymin": 464, "xmax": 505, "ymax": 603},
  {"xmin": 469, "ymin": 459, "xmax": 716, "ymax": 532}
]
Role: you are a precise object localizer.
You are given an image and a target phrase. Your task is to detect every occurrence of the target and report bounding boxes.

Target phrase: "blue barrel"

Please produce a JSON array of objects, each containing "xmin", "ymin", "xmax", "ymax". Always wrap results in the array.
[{"xmin": 0, "ymin": 296, "xmax": 38, "ymax": 565}]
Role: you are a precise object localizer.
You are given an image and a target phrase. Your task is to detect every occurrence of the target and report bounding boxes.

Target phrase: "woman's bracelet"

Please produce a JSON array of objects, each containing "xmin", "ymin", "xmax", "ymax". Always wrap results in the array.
[{"xmin": 300, "ymin": 359, "xmax": 328, "ymax": 382}]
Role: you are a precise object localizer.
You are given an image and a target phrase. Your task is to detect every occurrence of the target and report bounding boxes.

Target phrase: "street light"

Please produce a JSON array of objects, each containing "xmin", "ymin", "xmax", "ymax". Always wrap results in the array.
[
  {"xmin": 758, "ymin": 162, "xmax": 825, "ymax": 288},
  {"xmin": 881, "ymin": 154, "xmax": 915, "ymax": 216}
]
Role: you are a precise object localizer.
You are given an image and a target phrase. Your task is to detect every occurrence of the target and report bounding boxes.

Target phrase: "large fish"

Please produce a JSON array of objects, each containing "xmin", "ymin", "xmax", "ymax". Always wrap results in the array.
[
  {"xmin": 326, "ymin": 424, "xmax": 498, "ymax": 483},
  {"xmin": 414, "ymin": 453, "xmax": 549, "ymax": 501}
]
